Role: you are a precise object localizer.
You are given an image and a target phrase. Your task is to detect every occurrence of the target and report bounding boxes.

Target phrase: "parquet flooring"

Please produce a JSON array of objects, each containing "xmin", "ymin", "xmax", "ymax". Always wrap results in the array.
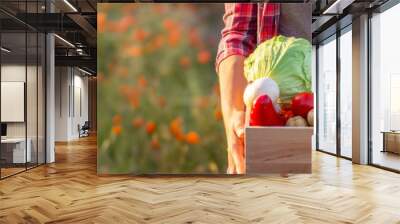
[
  {"xmin": 1, "ymin": 167, "xmax": 26, "ymax": 178},
  {"xmin": 1, "ymin": 135, "xmax": 400, "ymax": 223}
]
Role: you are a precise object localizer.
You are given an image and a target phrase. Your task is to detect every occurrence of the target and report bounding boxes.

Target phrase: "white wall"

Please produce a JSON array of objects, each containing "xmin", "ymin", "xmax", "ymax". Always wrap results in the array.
[
  {"xmin": 55, "ymin": 66, "xmax": 69, "ymax": 141},
  {"xmin": 1, "ymin": 65, "xmax": 26, "ymax": 81},
  {"xmin": 1, "ymin": 65, "xmax": 37, "ymax": 137},
  {"xmin": 54, "ymin": 67, "xmax": 89, "ymax": 141},
  {"xmin": 1, "ymin": 82, "xmax": 25, "ymax": 122},
  {"xmin": 1, "ymin": 64, "xmax": 46, "ymax": 164},
  {"xmin": 72, "ymin": 73, "xmax": 89, "ymax": 138}
]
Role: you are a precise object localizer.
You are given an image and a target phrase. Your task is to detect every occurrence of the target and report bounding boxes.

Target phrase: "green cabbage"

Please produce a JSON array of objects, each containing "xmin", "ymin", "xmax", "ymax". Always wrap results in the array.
[{"xmin": 244, "ymin": 35, "xmax": 312, "ymax": 102}]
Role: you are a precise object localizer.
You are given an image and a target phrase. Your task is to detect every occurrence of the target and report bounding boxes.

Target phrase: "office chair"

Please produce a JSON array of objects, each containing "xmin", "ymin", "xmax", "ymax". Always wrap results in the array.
[{"xmin": 79, "ymin": 121, "xmax": 90, "ymax": 138}]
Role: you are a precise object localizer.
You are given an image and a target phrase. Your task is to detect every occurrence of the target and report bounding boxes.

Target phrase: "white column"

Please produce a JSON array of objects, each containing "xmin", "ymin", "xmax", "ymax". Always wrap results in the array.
[
  {"xmin": 46, "ymin": 33, "xmax": 55, "ymax": 163},
  {"xmin": 352, "ymin": 14, "xmax": 369, "ymax": 164},
  {"xmin": 46, "ymin": 1, "xmax": 56, "ymax": 163}
]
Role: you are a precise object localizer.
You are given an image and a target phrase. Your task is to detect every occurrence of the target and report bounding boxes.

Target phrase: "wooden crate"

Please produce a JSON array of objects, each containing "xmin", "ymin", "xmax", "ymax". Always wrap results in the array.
[{"xmin": 245, "ymin": 126, "xmax": 313, "ymax": 174}]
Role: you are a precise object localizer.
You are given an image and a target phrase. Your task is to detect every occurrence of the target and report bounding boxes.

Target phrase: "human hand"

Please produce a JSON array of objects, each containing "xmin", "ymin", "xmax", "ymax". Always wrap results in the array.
[
  {"xmin": 226, "ymin": 110, "xmax": 246, "ymax": 174},
  {"xmin": 217, "ymin": 2, "xmax": 262, "ymax": 173},
  {"xmin": 217, "ymin": 55, "xmax": 248, "ymax": 174}
]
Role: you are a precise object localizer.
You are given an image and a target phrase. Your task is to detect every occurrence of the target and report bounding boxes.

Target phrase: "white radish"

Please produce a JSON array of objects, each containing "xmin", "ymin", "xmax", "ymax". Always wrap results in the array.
[
  {"xmin": 273, "ymin": 102, "xmax": 281, "ymax": 113},
  {"xmin": 243, "ymin": 77, "xmax": 280, "ymax": 108}
]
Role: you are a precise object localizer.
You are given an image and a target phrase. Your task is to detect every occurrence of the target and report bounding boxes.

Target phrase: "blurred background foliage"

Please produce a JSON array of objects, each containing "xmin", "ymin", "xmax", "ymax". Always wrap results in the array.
[{"xmin": 98, "ymin": 4, "xmax": 227, "ymax": 174}]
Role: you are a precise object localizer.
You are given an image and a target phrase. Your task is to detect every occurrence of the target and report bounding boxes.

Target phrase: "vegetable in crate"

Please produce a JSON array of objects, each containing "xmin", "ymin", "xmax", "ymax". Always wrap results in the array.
[
  {"xmin": 250, "ymin": 94, "xmax": 285, "ymax": 126},
  {"xmin": 244, "ymin": 35, "xmax": 312, "ymax": 103},
  {"xmin": 281, "ymin": 107, "xmax": 294, "ymax": 122},
  {"xmin": 291, "ymin": 92, "xmax": 314, "ymax": 118},
  {"xmin": 243, "ymin": 77, "xmax": 280, "ymax": 112},
  {"xmin": 307, "ymin": 109, "xmax": 314, "ymax": 126},
  {"xmin": 286, "ymin": 116, "xmax": 308, "ymax": 127}
]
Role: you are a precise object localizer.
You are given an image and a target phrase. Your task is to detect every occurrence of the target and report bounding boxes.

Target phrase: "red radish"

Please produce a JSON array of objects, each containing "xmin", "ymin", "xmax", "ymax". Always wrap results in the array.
[
  {"xmin": 291, "ymin": 92, "xmax": 314, "ymax": 118},
  {"xmin": 250, "ymin": 94, "xmax": 285, "ymax": 126},
  {"xmin": 281, "ymin": 109, "xmax": 294, "ymax": 122}
]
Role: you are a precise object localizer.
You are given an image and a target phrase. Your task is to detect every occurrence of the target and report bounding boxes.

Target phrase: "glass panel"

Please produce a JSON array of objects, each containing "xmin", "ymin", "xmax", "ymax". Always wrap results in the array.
[
  {"xmin": 26, "ymin": 0, "xmax": 39, "ymax": 169},
  {"xmin": 317, "ymin": 37, "xmax": 337, "ymax": 154},
  {"xmin": 27, "ymin": 30, "xmax": 38, "ymax": 169},
  {"xmin": 340, "ymin": 29, "xmax": 352, "ymax": 158},
  {"xmin": 0, "ymin": 1, "xmax": 46, "ymax": 178},
  {"xmin": 38, "ymin": 32, "xmax": 45, "ymax": 165},
  {"xmin": 371, "ymin": 4, "xmax": 400, "ymax": 171},
  {"xmin": 1, "ymin": 27, "xmax": 27, "ymax": 177}
]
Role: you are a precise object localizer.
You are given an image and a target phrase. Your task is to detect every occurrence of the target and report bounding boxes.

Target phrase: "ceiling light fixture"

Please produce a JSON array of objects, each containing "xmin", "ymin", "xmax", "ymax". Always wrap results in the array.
[
  {"xmin": 54, "ymin": 34, "xmax": 75, "ymax": 48},
  {"xmin": 63, "ymin": 0, "xmax": 78, "ymax": 12},
  {"xmin": 323, "ymin": 0, "xmax": 355, "ymax": 15},
  {"xmin": 1, "ymin": 47, "xmax": 11, "ymax": 53},
  {"xmin": 78, "ymin": 67, "xmax": 93, "ymax": 76}
]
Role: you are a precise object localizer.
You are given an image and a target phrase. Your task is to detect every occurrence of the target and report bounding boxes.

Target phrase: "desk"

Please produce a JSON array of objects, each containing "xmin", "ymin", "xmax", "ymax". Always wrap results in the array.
[
  {"xmin": 381, "ymin": 131, "xmax": 400, "ymax": 154},
  {"xmin": 1, "ymin": 138, "xmax": 31, "ymax": 163}
]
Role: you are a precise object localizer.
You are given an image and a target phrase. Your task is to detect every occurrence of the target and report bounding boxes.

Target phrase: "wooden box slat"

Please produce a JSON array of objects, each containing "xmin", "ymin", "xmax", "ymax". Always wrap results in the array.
[{"xmin": 245, "ymin": 127, "xmax": 313, "ymax": 174}]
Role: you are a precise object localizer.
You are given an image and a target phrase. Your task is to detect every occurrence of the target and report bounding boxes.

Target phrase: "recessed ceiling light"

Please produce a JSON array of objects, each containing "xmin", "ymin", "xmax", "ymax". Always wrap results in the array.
[
  {"xmin": 323, "ymin": 0, "xmax": 355, "ymax": 15},
  {"xmin": 63, "ymin": 0, "xmax": 78, "ymax": 12},
  {"xmin": 1, "ymin": 47, "xmax": 11, "ymax": 53},
  {"xmin": 78, "ymin": 67, "xmax": 93, "ymax": 76},
  {"xmin": 54, "ymin": 34, "xmax": 75, "ymax": 48}
]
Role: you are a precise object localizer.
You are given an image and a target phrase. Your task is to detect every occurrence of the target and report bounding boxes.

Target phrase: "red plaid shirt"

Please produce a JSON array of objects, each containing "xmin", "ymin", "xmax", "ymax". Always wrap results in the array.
[{"xmin": 216, "ymin": 3, "xmax": 280, "ymax": 72}]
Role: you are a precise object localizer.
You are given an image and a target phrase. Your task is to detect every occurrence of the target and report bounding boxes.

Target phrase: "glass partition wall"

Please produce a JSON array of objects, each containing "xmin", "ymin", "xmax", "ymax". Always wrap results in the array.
[
  {"xmin": 339, "ymin": 27, "xmax": 352, "ymax": 159},
  {"xmin": 0, "ymin": 1, "xmax": 46, "ymax": 179},
  {"xmin": 317, "ymin": 35, "xmax": 337, "ymax": 155},
  {"xmin": 316, "ymin": 26, "xmax": 353, "ymax": 159},
  {"xmin": 1, "ymin": 29, "xmax": 27, "ymax": 177},
  {"xmin": 315, "ymin": 1, "xmax": 400, "ymax": 172},
  {"xmin": 370, "ymin": 3, "xmax": 400, "ymax": 171}
]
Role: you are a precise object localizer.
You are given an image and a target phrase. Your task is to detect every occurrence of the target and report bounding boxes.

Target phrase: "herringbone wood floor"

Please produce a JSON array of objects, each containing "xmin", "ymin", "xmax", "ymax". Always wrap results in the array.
[{"xmin": 1, "ymin": 136, "xmax": 400, "ymax": 224}]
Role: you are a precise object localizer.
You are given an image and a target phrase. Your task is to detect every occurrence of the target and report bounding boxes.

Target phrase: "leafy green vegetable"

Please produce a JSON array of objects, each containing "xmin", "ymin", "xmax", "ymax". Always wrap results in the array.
[{"xmin": 244, "ymin": 35, "xmax": 312, "ymax": 102}]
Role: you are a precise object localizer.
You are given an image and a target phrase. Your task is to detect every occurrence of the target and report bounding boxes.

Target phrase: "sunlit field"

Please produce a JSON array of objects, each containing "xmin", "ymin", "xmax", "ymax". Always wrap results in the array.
[{"xmin": 97, "ymin": 4, "xmax": 227, "ymax": 174}]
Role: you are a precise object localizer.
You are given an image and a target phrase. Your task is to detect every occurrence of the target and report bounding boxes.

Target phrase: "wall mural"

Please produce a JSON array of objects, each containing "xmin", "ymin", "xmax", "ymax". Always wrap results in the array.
[{"xmin": 97, "ymin": 3, "xmax": 312, "ymax": 174}]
